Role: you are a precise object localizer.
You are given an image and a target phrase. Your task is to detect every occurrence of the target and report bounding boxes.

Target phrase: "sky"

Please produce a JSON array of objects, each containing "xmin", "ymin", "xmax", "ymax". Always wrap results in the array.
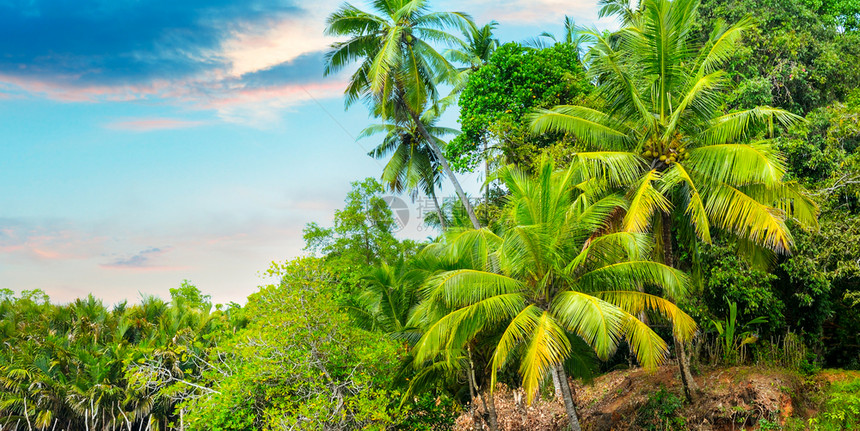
[{"xmin": 0, "ymin": 0, "xmax": 615, "ymax": 306}]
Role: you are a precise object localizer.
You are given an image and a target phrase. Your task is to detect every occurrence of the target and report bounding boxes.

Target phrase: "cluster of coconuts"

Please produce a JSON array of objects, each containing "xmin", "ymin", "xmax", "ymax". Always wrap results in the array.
[{"xmin": 641, "ymin": 135, "xmax": 688, "ymax": 164}]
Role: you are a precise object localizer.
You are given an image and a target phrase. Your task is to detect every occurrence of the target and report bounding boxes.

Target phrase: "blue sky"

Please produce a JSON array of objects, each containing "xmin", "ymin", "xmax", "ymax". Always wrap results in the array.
[{"xmin": 0, "ymin": 0, "xmax": 614, "ymax": 305}]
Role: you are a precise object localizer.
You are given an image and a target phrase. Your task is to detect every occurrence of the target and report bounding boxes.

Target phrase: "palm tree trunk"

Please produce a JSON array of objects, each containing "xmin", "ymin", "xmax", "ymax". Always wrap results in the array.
[
  {"xmin": 551, "ymin": 366, "xmax": 563, "ymax": 399},
  {"xmin": 483, "ymin": 140, "xmax": 490, "ymax": 224},
  {"xmin": 406, "ymin": 106, "xmax": 481, "ymax": 229},
  {"xmin": 485, "ymin": 389, "xmax": 499, "ymax": 431},
  {"xmin": 430, "ymin": 191, "xmax": 447, "ymax": 231},
  {"xmin": 466, "ymin": 355, "xmax": 480, "ymax": 428},
  {"xmin": 554, "ymin": 364, "xmax": 582, "ymax": 431},
  {"xmin": 661, "ymin": 211, "xmax": 698, "ymax": 402},
  {"xmin": 467, "ymin": 347, "xmax": 497, "ymax": 431},
  {"xmin": 24, "ymin": 398, "xmax": 32, "ymax": 431}
]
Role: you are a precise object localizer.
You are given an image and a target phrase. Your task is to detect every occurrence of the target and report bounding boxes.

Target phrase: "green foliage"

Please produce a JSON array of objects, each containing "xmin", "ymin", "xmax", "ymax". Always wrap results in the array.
[
  {"xmin": 170, "ymin": 280, "xmax": 212, "ymax": 310},
  {"xmin": 810, "ymin": 377, "xmax": 860, "ymax": 430},
  {"xmin": 532, "ymin": 0, "xmax": 819, "ymax": 265},
  {"xmin": 303, "ymin": 178, "xmax": 413, "ymax": 299},
  {"xmin": 394, "ymin": 393, "xmax": 460, "ymax": 431},
  {"xmin": 697, "ymin": 0, "xmax": 860, "ymax": 113},
  {"xmin": 636, "ymin": 387, "xmax": 686, "ymax": 430},
  {"xmin": 757, "ymin": 418, "xmax": 782, "ymax": 430},
  {"xmin": 0, "ymin": 284, "xmax": 240, "ymax": 430},
  {"xmin": 778, "ymin": 102, "xmax": 860, "ymax": 183},
  {"xmin": 449, "ymin": 42, "xmax": 590, "ymax": 170},
  {"xmin": 701, "ymin": 242, "xmax": 784, "ymax": 335},
  {"xmin": 709, "ymin": 300, "xmax": 768, "ymax": 364},
  {"xmin": 183, "ymin": 258, "xmax": 404, "ymax": 431},
  {"xmin": 780, "ymin": 213, "xmax": 860, "ymax": 368}
]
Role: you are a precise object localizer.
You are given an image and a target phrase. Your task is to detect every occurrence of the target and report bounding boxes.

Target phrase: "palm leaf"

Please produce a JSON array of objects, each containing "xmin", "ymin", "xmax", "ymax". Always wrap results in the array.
[{"xmin": 623, "ymin": 169, "xmax": 672, "ymax": 233}]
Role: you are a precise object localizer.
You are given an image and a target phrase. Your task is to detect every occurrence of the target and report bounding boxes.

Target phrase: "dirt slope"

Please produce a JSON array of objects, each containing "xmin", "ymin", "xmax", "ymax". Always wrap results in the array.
[{"xmin": 455, "ymin": 365, "xmax": 827, "ymax": 430}]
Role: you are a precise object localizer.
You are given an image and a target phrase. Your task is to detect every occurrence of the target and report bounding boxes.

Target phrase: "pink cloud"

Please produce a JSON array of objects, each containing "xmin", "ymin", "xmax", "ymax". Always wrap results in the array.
[
  {"xmin": 99, "ymin": 265, "xmax": 190, "ymax": 273},
  {"xmin": 197, "ymin": 80, "xmax": 347, "ymax": 126},
  {"xmin": 106, "ymin": 118, "xmax": 207, "ymax": 131},
  {"xmin": 0, "ymin": 73, "xmax": 170, "ymax": 102},
  {"xmin": 202, "ymin": 80, "xmax": 345, "ymax": 108},
  {"xmin": 0, "ymin": 227, "xmax": 107, "ymax": 262}
]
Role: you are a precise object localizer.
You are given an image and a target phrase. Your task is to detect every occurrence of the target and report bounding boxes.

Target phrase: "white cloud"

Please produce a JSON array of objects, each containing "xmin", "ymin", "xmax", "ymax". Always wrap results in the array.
[{"xmin": 220, "ymin": 3, "xmax": 339, "ymax": 77}]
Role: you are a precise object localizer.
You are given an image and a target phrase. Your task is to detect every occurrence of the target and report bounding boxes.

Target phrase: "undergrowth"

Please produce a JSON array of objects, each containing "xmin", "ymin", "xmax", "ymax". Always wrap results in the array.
[
  {"xmin": 636, "ymin": 387, "xmax": 686, "ymax": 430},
  {"xmin": 808, "ymin": 377, "xmax": 860, "ymax": 430}
]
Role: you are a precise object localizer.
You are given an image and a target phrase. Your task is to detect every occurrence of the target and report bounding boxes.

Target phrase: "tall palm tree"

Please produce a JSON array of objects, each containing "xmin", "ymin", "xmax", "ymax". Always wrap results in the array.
[
  {"xmin": 324, "ymin": 0, "xmax": 483, "ymax": 229},
  {"xmin": 411, "ymin": 159, "xmax": 697, "ymax": 431},
  {"xmin": 530, "ymin": 0, "xmax": 819, "ymax": 400},
  {"xmin": 361, "ymin": 106, "xmax": 457, "ymax": 230}
]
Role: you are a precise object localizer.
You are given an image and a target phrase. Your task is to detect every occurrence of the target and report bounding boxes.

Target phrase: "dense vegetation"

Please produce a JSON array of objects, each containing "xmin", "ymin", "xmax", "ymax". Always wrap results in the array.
[{"xmin": 2, "ymin": 0, "xmax": 860, "ymax": 429}]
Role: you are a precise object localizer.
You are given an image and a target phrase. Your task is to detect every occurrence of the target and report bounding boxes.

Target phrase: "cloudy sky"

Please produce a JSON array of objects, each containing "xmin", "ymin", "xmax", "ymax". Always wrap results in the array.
[{"xmin": 0, "ymin": 0, "xmax": 614, "ymax": 305}]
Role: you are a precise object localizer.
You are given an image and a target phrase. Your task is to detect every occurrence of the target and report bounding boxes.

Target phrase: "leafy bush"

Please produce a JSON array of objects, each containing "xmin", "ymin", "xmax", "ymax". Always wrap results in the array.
[
  {"xmin": 637, "ymin": 387, "xmax": 686, "ymax": 430},
  {"xmin": 183, "ymin": 258, "xmax": 404, "ymax": 431},
  {"xmin": 701, "ymin": 242, "xmax": 785, "ymax": 335},
  {"xmin": 449, "ymin": 42, "xmax": 590, "ymax": 170},
  {"xmin": 810, "ymin": 377, "xmax": 860, "ymax": 430}
]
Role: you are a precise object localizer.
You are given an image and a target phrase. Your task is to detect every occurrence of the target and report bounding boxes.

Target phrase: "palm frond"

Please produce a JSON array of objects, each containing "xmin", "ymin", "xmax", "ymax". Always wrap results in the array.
[
  {"xmin": 686, "ymin": 142, "xmax": 787, "ymax": 187},
  {"xmin": 574, "ymin": 261, "xmax": 689, "ymax": 300},
  {"xmin": 596, "ymin": 291, "xmax": 697, "ymax": 341},
  {"xmin": 699, "ymin": 107, "xmax": 803, "ymax": 145},
  {"xmin": 412, "ymin": 293, "xmax": 526, "ymax": 363},
  {"xmin": 424, "ymin": 269, "xmax": 523, "ymax": 308},
  {"xmin": 661, "ymin": 163, "xmax": 712, "ymax": 243},
  {"xmin": 701, "ymin": 180, "xmax": 794, "ymax": 253},
  {"xmin": 529, "ymin": 106, "xmax": 634, "ymax": 149},
  {"xmin": 696, "ymin": 17, "xmax": 755, "ymax": 75},
  {"xmin": 623, "ymin": 169, "xmax": 671, "ymax": 233},
  {"xmin": 518, "ymin": 311, "xmax": 571, "ymax": 403},
  {"xmin": 551, "ymin": 291, "xmax": 625, "ymax": 360}
]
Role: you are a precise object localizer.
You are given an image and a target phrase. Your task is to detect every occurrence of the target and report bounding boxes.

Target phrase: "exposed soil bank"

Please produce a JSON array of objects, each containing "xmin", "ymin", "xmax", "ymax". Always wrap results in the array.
[{"xmin": 456, "ymin": 366, "xmax": 860, "ymax": 430}]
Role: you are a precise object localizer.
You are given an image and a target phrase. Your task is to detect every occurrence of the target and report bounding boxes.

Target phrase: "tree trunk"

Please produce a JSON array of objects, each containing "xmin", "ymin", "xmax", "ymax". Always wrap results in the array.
[
  {"xmin": 551, "ymin": 365, "xmax": 563, "ymax": 400},
  {"xmin": 430, "ymin": 190, "xmax": 447, "ymax": 231},
  {"xmin": 466, "ymin": 352, "xmax": 481, "ymax": 428},
  {"xmin": 555, "ymin": 364, "xmax": 582, "ymax": 431},
  {"xmin": 407, "ymin": 106, "xmax": 481, "ymax": 230},
  {"xmin": 661, "ymin": 211, "xmax": 699, "ymax": 402},
  {"xmin": 485, "ymin": 389, "xmax": 499, "ymax": 431},
  {"xmin": 483, "ymin": 140, "xmax": 490, "ymax": 224}
]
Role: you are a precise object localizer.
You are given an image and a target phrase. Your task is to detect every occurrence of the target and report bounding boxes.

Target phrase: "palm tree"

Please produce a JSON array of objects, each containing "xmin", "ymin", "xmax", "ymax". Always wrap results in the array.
[
  {"xmin": 361, "ymin": 106, "xmax": 457, "ymax": 230},
  {"xmin": 444, "ymin": 19, "xmax": 499, "ymax": 99},
  {"xmin": 526, "ymin": 16, "xmax": 587, "ymax": 62},
  {"xmin": 530, "ymin": 0, "xmax": 819, "ymax": 400},
  {"xmin": 348, "ymin": 257, "xmax": 424, "ymax": 339},
  {"xmin": 324, "ymin": 0, "xmax": 483, "ymax": 229},
  {"xmin": 445, "ymin": 20, "xmax": 498, "ymax": 70},
  {"xmin": 411, "ymin": 159, "xmax": 697, "ymax": 431},
  {"xmin": 596, "ymin": 0, "xmax": 644, "ymax": 25}
]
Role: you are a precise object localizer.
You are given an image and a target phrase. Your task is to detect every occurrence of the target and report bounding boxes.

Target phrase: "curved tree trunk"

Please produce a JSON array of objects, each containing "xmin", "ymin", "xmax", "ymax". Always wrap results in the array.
[
  {"xmin": 406, "ymin": 106, "xmax": 481, "ymax": 230},
  {"xmin": 554, "ymin": 364, "xmax": 582, "ymax": 431},
  {"xmin": 661, "ymin": 211, "xmax": 698, "ymax": 402}
]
